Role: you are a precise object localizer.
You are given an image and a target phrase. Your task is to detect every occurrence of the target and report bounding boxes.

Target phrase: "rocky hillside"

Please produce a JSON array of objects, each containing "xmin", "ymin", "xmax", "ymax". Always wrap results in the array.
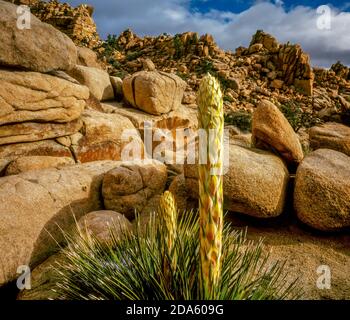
[
  {"xmin": 0, "ymin": 0, "xmax": 349, "ymax": 300},
  {"xmin": 100, "ymin": 29, "xmax": 350, "ymax": 127}
]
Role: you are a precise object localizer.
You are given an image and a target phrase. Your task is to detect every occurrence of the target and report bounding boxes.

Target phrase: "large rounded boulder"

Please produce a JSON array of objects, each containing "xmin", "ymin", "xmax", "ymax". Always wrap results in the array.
[{"xmin": 294, "ymin": 149, "xmax": 350, "ymax": 231}]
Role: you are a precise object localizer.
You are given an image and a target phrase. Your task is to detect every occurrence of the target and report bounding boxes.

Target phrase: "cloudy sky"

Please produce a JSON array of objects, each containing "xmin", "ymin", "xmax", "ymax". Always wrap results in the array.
[{"xmin": 64, "ymin": 0, "xmax": 350, "ymax": 67}]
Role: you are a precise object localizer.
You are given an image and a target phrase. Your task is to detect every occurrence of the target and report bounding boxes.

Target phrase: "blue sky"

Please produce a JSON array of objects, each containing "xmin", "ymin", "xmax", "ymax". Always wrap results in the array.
[
  {"xmin": 191, "ymin": 0, "xmax": 350, "ymax": 13},
  {"xmin": 64, "ymin": 0, "xmax": 350, "ymax": 67}
]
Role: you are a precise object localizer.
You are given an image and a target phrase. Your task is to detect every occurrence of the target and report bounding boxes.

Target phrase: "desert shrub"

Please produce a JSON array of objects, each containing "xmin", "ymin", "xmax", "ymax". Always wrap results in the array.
[
  {"xmin": 225, "ymin": 112, "xmax": 252, "ymax": 132},
  {"xmin": 54, "ymin": 212, "xmax": 300, "ymax": 300},
  {"xmin": 126, "ymin": 51, "xmax": 143, "ymax": 61},
  {"xmin": 173, "ymin": 34, "xmax": 185, "ymax": 59},
  {"xmin": 176, "ymin": 72, "xmax": 189, "ymax": 81},
  {"xmin": 280, "ymin": 101, "xmax": 321, "ymax": 132},
  {"xmin": 199, "ymin": 59, "xmax": 215, "ymax": 74},
  {"xmin": 99, "ymin": 34, "xmax": 122, "ymax": 69}
]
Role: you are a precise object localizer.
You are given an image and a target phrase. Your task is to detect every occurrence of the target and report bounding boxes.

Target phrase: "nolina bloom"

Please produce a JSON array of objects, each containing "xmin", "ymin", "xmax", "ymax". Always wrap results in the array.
[
  {"xmin": 197, "ymin": 73, "xmax": 224, "ymax": 298},
  {"xmin": 159, "ymin": 191, "xmax": 177, "ymax": 271}
]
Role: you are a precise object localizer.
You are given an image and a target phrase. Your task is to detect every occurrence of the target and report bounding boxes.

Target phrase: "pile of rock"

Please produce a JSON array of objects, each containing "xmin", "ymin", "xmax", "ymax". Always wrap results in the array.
[
  {"xmin": 182, "ymin": 99, "xmax": 350, "ymax": 232},
  {"xmin": 0, "ymin": 0, "xmax": 197, "ymax": 169},
  {"xmin": 0, "ymin": 1, "xmax": 192, "ymax": 287},
  {"xmin": 100, "ymin": 28, "xmax": 350, "ymax": 127},
  {"xmin": 5, "ymin": 0, "xmax": 100, "ymax": 49}
]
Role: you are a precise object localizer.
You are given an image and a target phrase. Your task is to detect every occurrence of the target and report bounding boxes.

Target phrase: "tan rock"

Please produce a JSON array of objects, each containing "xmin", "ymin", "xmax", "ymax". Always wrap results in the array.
[
  {"xmin": 294, "ymin": 78, "xmax": 313, "ymax": 96},
  {"xmin": 0, "ymin": 158, "xmax": 10, "ymax": 176},
  {"xmin": 250, "ymin": 30, "xmax": 279, "ymax": 52},
  {"xmin": 252, "ymin": 100, "xmax": 304, "ymax": 165},
  {"xmin": 77, "ymin": 46, "xmax": 101, "ymax": 69},
  {"xmin": 5, "ymin": 156, "xmax": 75, "ymax": 175},
  {"xmin": 0, "ymin": 1, "xmax": 77, "ymax": 72},
  {"xmin": 294, "ymin": 149, "xmax": 350, "ymax": 231},
  {"xmin": 182, "ymin": 92, "xmax": 197, "ymax": 105},
  {"xmin": 0, "ymin": 140, "xmax": 72, "ymax": 162},
  {"xmin": 168, "ymin": 174, "xmax": 188, "ymax": 214},
  {"xmin": 309, "ymin": 122, "xmax": 350, "ymax": 156},
  {"xmin": 0, "ymin": 119, "xmax": 82, "ymax": 145},
  {"xmin": 140, "ymin": 194, "xmax": 162, "ymax": 215},
  {"xmin": 122, "ymin": 71, "xmax": 187, "ymax": 115},
  {"xmin": 0, "ymin": 70, "xmax": 89, "ymax": 126},
  {"xmin": 102, "ymin": 160, "xmax": 168, "ymax": 220},
  {"xmin": 271, "ymin": 79, "xmax": 284, "ymax": 89},
  {"xmin": 56, "ymin": 136, "xmax": 72, "ymax": 148},
  {"xmin": 71, "ymin": 109, "xmax": 144, "ymax": 163},
  {"xmin": 67, "ymin": 65, "xmax": 114, "ymax": 101},
  {"xmin": 249, "ymin": 43, "xmax": 264, "ymax": 54},
  {"xmin": 185, "ymin": 144, "xmax": 289, "ymax": 218},
  {"xmin": 78, "ymin": 210, "xmax": 132, "ymax": 244},
  {"xmin": 0, "ymin": 160, "xmax": 122, "ymax": 285},
  {"xmin": 102, "ymin": 102, "xmax": 198, "ymax": 158},
  {"xmin": 110, "ymin": 76, "xmax": 123, "ymax": 100},
  {"xmin": 142, "ymin": 58, "xmax": 156, "ymax": 71}
]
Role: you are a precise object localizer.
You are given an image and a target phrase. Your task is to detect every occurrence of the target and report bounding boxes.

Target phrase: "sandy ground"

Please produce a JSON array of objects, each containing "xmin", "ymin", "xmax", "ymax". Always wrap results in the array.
[{"xmin": 227, "ymin": 210, "xmax": 350, "ymax": 300}]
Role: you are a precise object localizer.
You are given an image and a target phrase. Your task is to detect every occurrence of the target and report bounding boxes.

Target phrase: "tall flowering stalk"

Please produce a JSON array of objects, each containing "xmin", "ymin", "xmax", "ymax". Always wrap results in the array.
[
  {"xmin": 159, "ymin": 191, "xmax": 177, "ymax": 273},
  {"xmin": 197, "ymin": 73, "xmax": 224, "ymax": 299}
]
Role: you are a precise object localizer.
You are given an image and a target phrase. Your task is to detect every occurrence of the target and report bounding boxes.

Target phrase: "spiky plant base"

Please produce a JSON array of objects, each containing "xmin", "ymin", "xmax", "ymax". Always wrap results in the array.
[{"xmin": 53, "ymin": 213, "xmax": 300, "ymax": 300}]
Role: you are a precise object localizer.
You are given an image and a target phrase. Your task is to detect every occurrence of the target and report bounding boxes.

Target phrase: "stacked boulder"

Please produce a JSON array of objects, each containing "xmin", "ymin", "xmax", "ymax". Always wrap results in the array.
[
  {"xmin": 183, "ymin": 98, "xmax": 350, "ymax": 232},
  {"xmin": 0, "ymin": 0, "xmax": 193, "ymax": 288},
  {"xmin": 250, "ymin": 30, "xmax": 314, "ymax": 96},
  {"xmin": 0, "ymin": 0, "xmax": 146, "ymax": 173},
  {"xmin": 5, "ymin": 0, "xmax": 100, "ymax": 49}
]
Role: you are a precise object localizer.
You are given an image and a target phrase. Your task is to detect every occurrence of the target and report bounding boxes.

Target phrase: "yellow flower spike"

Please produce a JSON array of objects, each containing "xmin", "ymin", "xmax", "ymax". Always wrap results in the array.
[
  {"xmin": 159, "ymin": 191, "xmax": 177, "ymax": 273},
  {"xmin": 197, "ymin": 73, "xmax": 224, "ymax": 299}
]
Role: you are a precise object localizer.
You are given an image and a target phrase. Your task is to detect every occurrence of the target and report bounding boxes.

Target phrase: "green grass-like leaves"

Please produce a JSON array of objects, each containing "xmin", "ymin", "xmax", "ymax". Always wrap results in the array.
[{"xmin": 53, "ymin": 211, "xmax": 300, "ymax": 300}]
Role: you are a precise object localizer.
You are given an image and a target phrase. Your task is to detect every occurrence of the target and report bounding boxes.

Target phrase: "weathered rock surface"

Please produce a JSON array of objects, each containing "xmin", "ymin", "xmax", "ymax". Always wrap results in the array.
[
  {"xmin": 102, "ymin": 102, "xmax": 197, "ymax": 159},
  {"xmin": 29, "ymin": 0, "xmax": 100, "ymax": 49},
  {"xmin": 0, "ymin": 160, "xmax": 121, "ymax": 286},
  {"xmin": 0, "ymin": 70, "xmax": 89, "ymax": 125},
  {"xmin": 77, "ymin": 46, "xmax": 102, "ymax": 69},
  {"xmin": 252, "ymin": 100, "xmax": 304, "ymax": 165},
  {"xmin": 0, "ymin": 119, "xmax": 82, "ymax": 145},
  {"xmin": 5, "ymin": 156, "xmax": 74, "ymax": 175},
  {"xmin": 0, "ymin": 140, "xmax": 72, "ymax": 162},
  {"xmin": 110, "ymin": 76, "xmax": 123, "ymax": 100},
  {"xmin": 0, "ymin": 158, "xmax": 10, "ymax": 176},
  {"xmin": 71, "ymin": 109, "xmax": 144, "ymax": 163},
  {"xmin": 309, "ymin": 122, "xmax": 350, "ymax": 156},
  {"xmin": 168, "ymin": 174, "xmax": 188, "ymax": 214},
  {"xmin": 122, "ymin": 71, "xmax": 187, "ymax": 115},
  {"xmin": 294, "ymin": 149, "xmax": 350, "ymax": 231},
  {"xmin": 77, "ymin": 210, "xmax": 132, "ymax": 244},
  {"xmin": 0, "ymin": 0, "xmax": 77, "ymax": 72},
  {"xmin": 67, "ymin": 65, "xmax": 114, "ymax": 101},
  {"xmin": 102, "ymin": 160, "xmax": 168, "ymax": 220},
  {"xmin": 185, "ymin": 144, "xmax": 289, "ymax": 218}
]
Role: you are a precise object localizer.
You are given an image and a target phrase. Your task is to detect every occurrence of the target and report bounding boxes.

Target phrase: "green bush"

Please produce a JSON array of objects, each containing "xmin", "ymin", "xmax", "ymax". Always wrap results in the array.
[
  {"xmin": 173, "ymin": 34, "xmax": 185, "ymax": 59},
  {"xmin": 225, "ymin": 112, "xmax": 252, "ymax": 132},
  {"xmin": 54, "ymin": 212, "xmax": 300, "ymax": 300},
  {"xmin": 126, "ymin": 51, "xmax": 143, "ymax": 61},
  {"xmin": 280, "ymin": 101, "xmax": 321, "ymax": 132}
]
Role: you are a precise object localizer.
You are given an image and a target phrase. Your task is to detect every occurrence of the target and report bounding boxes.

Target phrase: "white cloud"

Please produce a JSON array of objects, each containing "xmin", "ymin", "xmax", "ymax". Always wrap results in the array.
[{"xmin": 66, "ymin": 0, "xmax": 350, "ymax": 67}]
